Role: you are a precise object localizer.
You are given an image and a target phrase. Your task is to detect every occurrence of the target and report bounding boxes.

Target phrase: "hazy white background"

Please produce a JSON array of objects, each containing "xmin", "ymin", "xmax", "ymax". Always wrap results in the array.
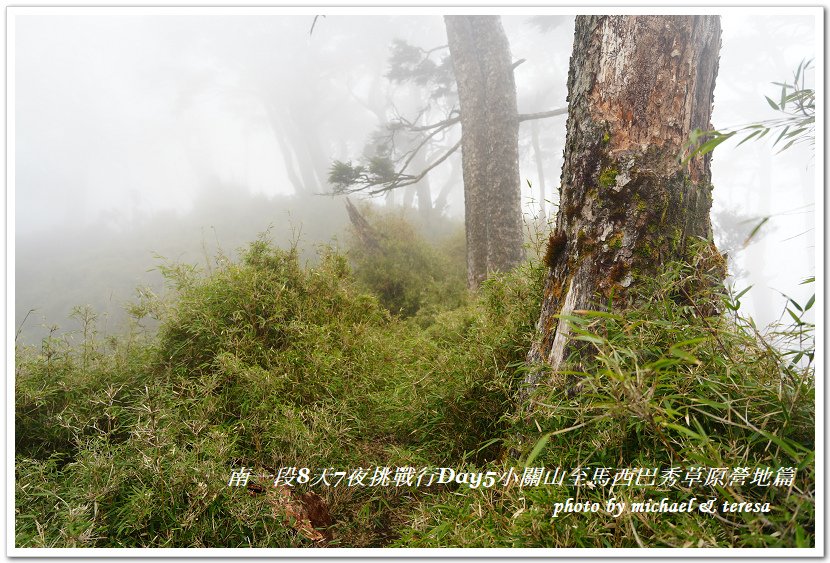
[{"xmin": 12, "ymin": 10, "xmax": 818, "ymax": 341}]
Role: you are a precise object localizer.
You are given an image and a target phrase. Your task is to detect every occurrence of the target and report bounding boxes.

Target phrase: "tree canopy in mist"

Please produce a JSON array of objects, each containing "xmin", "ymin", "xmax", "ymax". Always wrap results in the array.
[{"xmin": 13, "ymin": 11, "xmax": 816, "ymax": 343}]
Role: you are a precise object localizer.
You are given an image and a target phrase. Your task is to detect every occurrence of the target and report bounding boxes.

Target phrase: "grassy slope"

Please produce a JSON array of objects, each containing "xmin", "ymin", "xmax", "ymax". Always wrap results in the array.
[{"xmin": 15, "ymin": 215, "xmax": 815, "ymax": 548}]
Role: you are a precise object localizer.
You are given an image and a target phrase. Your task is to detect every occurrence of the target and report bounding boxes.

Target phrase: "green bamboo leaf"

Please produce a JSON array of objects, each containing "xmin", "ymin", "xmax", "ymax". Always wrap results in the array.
[
  {"xmin": 765, "ymin": 96, "xmax": 779, "ymax": 110},
  {"xmin": 664, "ymin": 422, "xmax": 705, "ymax": 440},
  {"xmin": 524, "ymin": 420, "xmax": 597, "ymax": 467},
  {"xmin": 691, "ymin": 397, "xmax": 728, "ymax": 410},
  {"xmin": 773, "ymin": 125, "xmax": 790, "ymax": 146},
  {"xmin": 524, "ymin": 433, "xmax": 550, "ymax": 467},
  {"xmin": 575, "ymin": 333, "xmax": 606, "ymax": 345},
  {"xmin": 692, "ymin": 132, "xmax": 735, "ymax": 158},
  {"xmin": 722, "ymin": 299, "xmax": 739, "ymax": 311},
  {"xmin": 736, "ymin": 129, "xmax": 761, "ymax": 147},
  {"xmin": 742, "ymin": 216, "xmax": 769, "ymax": 247},
  {"xmin": 778, "ymin": 138, "xmax": 797, "ymax": 152},
  {"xmin": 754, "ymin": 427, "xmax": 805, "ymax": 458},
  {"xmin": 672, "ymin": 337, "xmax": 708, "ymax": 348},
  {"xmin": 669, "ymin": 346, "xmax": 701, "ymax": 365},
  {"xmin": 784, "ymin": 91, "xmax": 811, "ymax": 104},
  {"xmin": 574, "ymin": 310, "xmax": 624, "ymax": 320},
  {"xmin": 681, "ymin": 130, "xmax": 733, "ymax": 164},
  {"xmin": 786, "ymin": 308, "xmax": 803, "ymax": 325},
  {"xmin": 788, "ymin": 296, "xmax": 803, "ymax": 312},
  {"xmin": 647, "ymin": 358, "xmax": 682, "ymax": 370}
]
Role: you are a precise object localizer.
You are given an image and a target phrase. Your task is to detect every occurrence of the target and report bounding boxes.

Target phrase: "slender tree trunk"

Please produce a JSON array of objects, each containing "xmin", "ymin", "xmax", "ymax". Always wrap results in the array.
[
  {"xmin": 267, "ymin": 98, "xmax": 332, "ymax": 196},
  {"xmin": 434, "ymin": 156, "xmax": 460, "ymax": 214},
  {"xmin": 415, "ymin": 178, "xmax": 433, "ymax": 222},
  {"xmin": 410, "ymin": 148, "xmax": 433, "ymax": 221},
  {"xmin": 524, "ymin": 15, "xmax": 724, "ymax": 397},
  {"xmin": 400, "ymin": 146, "xmax": 427, "ymax": 213},
  {"xmin": 266, "ymin": 104, "xmax": 306, "ymax": 195},
  {"xmin": 404, "ymin": 87, "xmax": 434, "ymax": 222},
  {"xmin": 403, "ymin": 184, "xmax": 416, "ymax": 209},
  {"xmin": 531, "ymin": 120, "xmax": 547, "ymax": 219},
  {"xmin": 445, "ymin": 15, "xmax": 525, "ymax": 289}
]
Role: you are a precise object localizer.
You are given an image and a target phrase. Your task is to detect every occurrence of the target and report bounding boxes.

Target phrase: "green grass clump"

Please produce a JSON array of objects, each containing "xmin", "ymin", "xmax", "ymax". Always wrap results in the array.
[
  {"xmin": 395, "ymin": 260, "xmax": 815, "ymax": 548},
  {"xmin": 347, "ymin": 208, "xmax": 467, "ymax": 319},
  {"xmin": 15, "ymin": 226, "xmax": 546, "ymax": 548},
  {"xmin": 14, "ymin": 218, "xmax": 814, "ymax": 548}
]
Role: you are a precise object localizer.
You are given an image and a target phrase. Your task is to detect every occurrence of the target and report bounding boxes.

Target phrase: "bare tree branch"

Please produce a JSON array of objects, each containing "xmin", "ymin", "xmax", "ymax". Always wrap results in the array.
[
  {"xmin": 422, "ymin": 44, "xmax": 449, "ymax": 56},
  {"xmin": 369, "ymin": 139, "xmax": 462, "ymax": 194},
  {"xmin": 518, "ymin": 107, "xmax": 568, "ymax": 122},
  {"xmin": 329, "ymin": 99, "xmax": 566, "ymax": 197},
  {"xmin": 393, "ymin": 105, "xmax": 566, "ymax": 134},
  {"xmin": 393, "ymin": 119, "xmax": 458, "ymax": 179},
  {"xmin": 309, "ymin": 15, "xmax": 325, "ymax": 36},
  {"xmin": 394, "ymin": 113, "xmax": 460, "ymax": 132},
  {"xmin": 330, "ymin": 140, "xmax": 461, "ymax": 196}
]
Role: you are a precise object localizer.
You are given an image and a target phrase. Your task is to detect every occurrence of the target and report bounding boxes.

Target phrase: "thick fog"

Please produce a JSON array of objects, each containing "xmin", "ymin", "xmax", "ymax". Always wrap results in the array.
[{"xmin": 12, "ymin": 11, "xmax": 817, "ymax": 344}]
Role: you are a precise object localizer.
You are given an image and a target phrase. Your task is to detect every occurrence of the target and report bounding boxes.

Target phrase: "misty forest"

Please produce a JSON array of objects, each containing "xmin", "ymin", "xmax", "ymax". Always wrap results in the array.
[{"xmin": 14, "ymin": 13, "xmax": 816, "ymax": 549}]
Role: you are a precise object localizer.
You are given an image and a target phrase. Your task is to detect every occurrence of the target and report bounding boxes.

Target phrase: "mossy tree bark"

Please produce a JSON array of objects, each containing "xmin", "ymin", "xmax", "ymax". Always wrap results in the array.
[
  {"xmin": 444, "ymin": 15, "xmax": 525, "ymax": 289},
  {"xmin": 524, "ymin": 15, "xmax": 724, "ymax": 397}
]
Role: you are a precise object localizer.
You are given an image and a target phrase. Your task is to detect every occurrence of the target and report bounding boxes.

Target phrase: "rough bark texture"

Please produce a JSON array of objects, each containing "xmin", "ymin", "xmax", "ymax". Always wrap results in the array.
[
  {"xmin": 444, "ymin": 15, "xmax": 525, "ymax": 289},
  {"xmin": 344, "ymin": 197, "xmax": 380, "ymax": 251},
  {"xmin": 524, "ymin": 15, "xmax": 724, "ymax": 397}
]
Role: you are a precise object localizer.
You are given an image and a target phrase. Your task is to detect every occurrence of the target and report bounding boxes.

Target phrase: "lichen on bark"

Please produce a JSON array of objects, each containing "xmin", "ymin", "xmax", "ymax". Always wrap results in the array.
[
  {"xmin": 445, "ymin": 15, "xmax": 525, "ymax": 289},
  {"xmin": 523, "ymin": 15, "xmax": 724, "ymax": 402}
]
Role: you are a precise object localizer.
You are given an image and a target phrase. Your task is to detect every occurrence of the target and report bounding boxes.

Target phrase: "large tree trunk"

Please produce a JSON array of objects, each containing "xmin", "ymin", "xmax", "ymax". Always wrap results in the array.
[
  {"xmin": 444, "ymin": 15, "xmax": 525, "ymax": 289},
  {"xmin": 524, "ymin": 16, "xmax": 723, "ymax": 397}
]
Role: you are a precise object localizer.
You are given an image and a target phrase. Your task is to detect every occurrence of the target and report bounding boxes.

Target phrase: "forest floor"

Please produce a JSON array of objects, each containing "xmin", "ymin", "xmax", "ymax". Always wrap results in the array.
[{"xmin": 14, "ymin": 209, "xmax": 815, "ymax": 549}]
